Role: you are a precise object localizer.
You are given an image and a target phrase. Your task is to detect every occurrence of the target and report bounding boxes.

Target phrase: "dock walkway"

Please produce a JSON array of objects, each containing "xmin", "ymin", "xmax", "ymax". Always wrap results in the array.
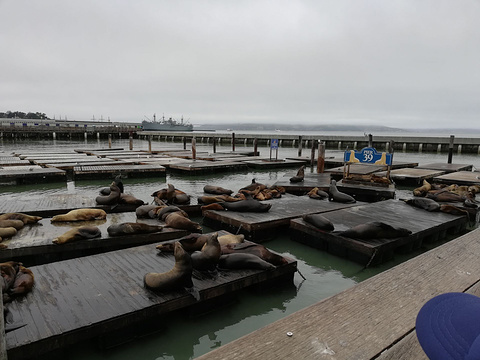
[
  {"xmin": 195, "ymin": 227, "xmax": 480, "ymax": 360},
  {"xmin": 4, "ymin": 233, "xmax": 297, "ymax": 360}
]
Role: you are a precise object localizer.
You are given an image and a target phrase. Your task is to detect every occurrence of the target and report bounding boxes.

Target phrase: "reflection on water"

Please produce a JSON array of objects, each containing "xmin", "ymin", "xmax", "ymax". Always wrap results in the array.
[{"xmin": 1, "ymin": 138, "xmax": 478, "ymax": 359}]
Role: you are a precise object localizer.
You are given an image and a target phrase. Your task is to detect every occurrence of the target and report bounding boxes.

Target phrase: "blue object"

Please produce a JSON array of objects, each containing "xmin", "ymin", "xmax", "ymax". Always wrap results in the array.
[
  {"xmin": 270, "ymin": 139, "xmax": 279, "ymax": 149},
  {"xmin": 343, "ymin": 147, "xmax": 392, "ymax": 165}
]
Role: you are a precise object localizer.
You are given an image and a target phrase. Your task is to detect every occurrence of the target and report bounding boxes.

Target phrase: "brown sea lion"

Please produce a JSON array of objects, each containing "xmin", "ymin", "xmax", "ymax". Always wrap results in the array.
[
  {"xmin": 0, "ymin": 213, "xmax": 42, "ymax": 224},
  {"xmin": 1, "ymin": 261, "xmax": 21, "ymax": 293},
  {"xmin": 439, "ymin": 204, "xmax": 471, "ymax": 218},
  {"xmin": 107, "ymin": 222, "xmax": 163, "ymax": 236},
  {"xmin": 0, "ymin": 240, "xmax": 6, "ymax": 250},
  {"xmin": 198, "ymin": 195, "xmax": 242, "ymax": 204},
  {"xmin": 201, "ymin": 203, "xmax": 225, "ymax": 212},
  {"xmin": 329, "ymin": 180, "xmax": 356, "ymax": 203},
  {"xmin": 52, "ymin": 226, "xmax": 102, "ymax": 244},
  {"xmin": 219, "ymin": 193, "xmax": 272, "ymax": 212},
  {"xmin": 164, "ymin": 212, "xmax": 202, "ymax": 233},
  {"xmin": 99, "ymin": 175, "xmax": 124, "ymax": 195},
  {"xmin": 0, "ymin": 227, "xmax": 17, "ymax": 239},
  {"xmin": 203, "ymin": 185, "xmax": 233, "ymax": 196},
  {"xmin": 403, "ymin": 197, "xmax": 441, "ymax": 212},
  {"xmin": 413, "ymin": 180, "xmax": 432, "ymax": 197},
  {"xmin": 0, "ymin": 220, "xmax": 25, "ymax": 230},
  {"xmin": 51, "ymin": 209, "xmax": 107, "ymax": 222},
  {"xmin": 218, "ymin": 253, "xmax": 276, "ymax": 270},
  {"xmin": 119, "ymin": 193, "xmax": 145, "ymax": 206},
  {"xmin": 95, "ymin": 182, "xmax": 122, "ymax": 205},
  {"xmin": 338, "ymin": 222, "xmax": 411, "ymax": 240},
  {"xmin": 240, "ymin": 179, "xmax": 266, "ymax": 192},
  {"xmin": 289, "ymin": 165, "xmax": 305, "ymax": 183},
  {"xmin": 136, "ymin": 204, "xmax": 166, "ymax": 219},
  {"xmin": 191, "ymin": 232, "xmax": 221, "ymax": 271},
  {"xmin": 307, "ymin": 187, "xmax": 329, "ymax": 200},
  {"xmin": 221, "ymin": 242, "xmax": 288, "ymax": 266},
  {"xmin": 4, "ymin": 265, "xmax": 35, "ymax": 302},
  {"xmin": 426, "ymin": 191, "xmax": 464, "ymax": 203},
  {"xmin": 303, "ymin": 214, "xmax": 334, "ymax": 231},
  {"xmin": 144, "ymin": 242, "xmax": 193, "ymax": 291},
  {"xmin": 157, "ymin": 233, "xmax": 209, "ymax": 252},
  {"xmin": 468, "ymin": 185, "xmax": 480, "ymax": 194},
  {"xmin": 157, "ymin": 206, "xmax": 189, "ymax": 220}
]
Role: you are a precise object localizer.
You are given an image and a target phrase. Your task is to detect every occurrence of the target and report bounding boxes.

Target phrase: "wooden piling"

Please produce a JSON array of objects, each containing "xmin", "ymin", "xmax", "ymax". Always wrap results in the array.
[
  {"xmin": 192, "ymin": 137, "xmax": 197, "ymax": 159},
  {"xmin": 183, "ymin": 137, "xmax": 187, "ymax": 150},
  {"xmin": 232, "ymin": 132, "xmax": 235, "ymax": 152},
  {"xmin": 108, "ymin": 134, "xmax": 112, "ymax": 148},
  {"xmin": 129, "ymin": 135, "xmax": 133, "ymax": 150},
  {"xmin": 317, "ymin": 141, "xmax": 325, "ymax": 173},
  {"xmin": 253, "ymin": 138, "xmax": 258, "ymax": 156},
  {"xmin": 213, "ymin": 137, "xmax": 216, "ymax": 153},
  {"xmin": 148, "ymin": 135, "xmax": 152, "ymax": 153},
  {"xmin": 297, "ymin": 135, "xmax": 303, "ymax": 156},
  {"xmin": 448, "ymin": 135, "xmax": 455, "ymax": 163},
  {"xmin": 368, "ymin": 134, "xmax": 373, "ymax": 147},
  {"xmin": 310, "ymin": 139, "xmax": 316, "ymax": 167}
]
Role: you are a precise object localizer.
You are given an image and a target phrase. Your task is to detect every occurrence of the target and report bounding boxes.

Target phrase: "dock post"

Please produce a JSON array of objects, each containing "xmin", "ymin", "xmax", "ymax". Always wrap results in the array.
[
  {"xmin": 183, "ymin": 137, "xmax": 187, "ymax": 150},
  {"xmin": 192, "ymin": 137, "xmax": 197, "ymax": 159},
  {"xmin": 0, "ymin": 288, "xmax": 6, "ymax": 360},
  {"xmin": 253, "ymin": 138, "xmax": 258, "ymax": 156},
  {"xmin": 108, "ymin": 134, "xmax": 112, "ymax": 148},
  {"xmin": 403, "ymin": 143, "xmax": 407, "ymax": 151},
  {"xmin": 213, "ymin": 137, "xmax": 217, "ymax": 153},
  {"xmin": 437, "ymin": 144, "xmax": 442, "ymax": 153},
  {"xmin": 129, "ymin": 134, "xmax": 133, "ymax": 150},
  {"xmin": 419, "ymin": 143, "xmax": 423, "ymax": 152},
  {"xmin": 448, "ymin": 135, "xmax": 454, "ymax": 163},
  {"xmin": 297, "ymin": 136, "xmax": 303, "ymax": 156},
  {"xmin": 317, "ymin": 141, "xmax": 325, "ymax": 173},
  {"xmin": 310, "ymin": 139, "xmax": 316, "ymax": 167},
  {"xmin": 232, "ymin": 132, "xmax": 235, "ymax": 152},
  {"xmin": 458, "ymin": 144, "xmax": 462, "ymax": 154},
  {"xmin": 53, "ymin": 132, "xmax": 56, "ymax": 140},
  {"xmin": 148, "ymin": 135, "xmax": 152, "ymax": 153},
  {"xmin": 97, "ymin": 132, "xmax": 100, "ymax": 140},
  {"xmin": 84, "ymin": 132, "xmax": 87, "ymax": 140},
  {"xmin": 368, "ymin": 134, "xmax": 373, "ymax": 147}
]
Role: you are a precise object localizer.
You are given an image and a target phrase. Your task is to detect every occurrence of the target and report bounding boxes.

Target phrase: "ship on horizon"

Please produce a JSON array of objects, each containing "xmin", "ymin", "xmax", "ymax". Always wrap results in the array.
[{"xmin": 141, "ymin": 114, "xmax": 193, "ymax": 131}]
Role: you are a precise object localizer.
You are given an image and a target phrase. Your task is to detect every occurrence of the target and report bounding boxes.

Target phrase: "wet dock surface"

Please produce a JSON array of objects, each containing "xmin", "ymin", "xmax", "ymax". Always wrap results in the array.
[{"xmin": 433, "ymin": 170, "xmax": 480, "ymax": 185}]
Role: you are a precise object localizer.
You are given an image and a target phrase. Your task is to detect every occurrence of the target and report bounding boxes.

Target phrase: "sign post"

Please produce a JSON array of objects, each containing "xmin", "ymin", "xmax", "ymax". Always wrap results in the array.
[{"xmin": 270, "ymin": 138, "xmax": 279, "ymax": 161}]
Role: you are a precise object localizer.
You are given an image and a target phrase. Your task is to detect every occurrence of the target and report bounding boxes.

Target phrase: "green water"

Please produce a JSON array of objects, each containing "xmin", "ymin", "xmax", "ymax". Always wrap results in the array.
[{"xmin": 1, "ymin": 137, "xmax": 477, "ymax": 360}]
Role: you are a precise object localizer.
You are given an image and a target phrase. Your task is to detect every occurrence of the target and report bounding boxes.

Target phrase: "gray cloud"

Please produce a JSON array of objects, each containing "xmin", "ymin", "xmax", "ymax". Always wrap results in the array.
[{"xmin": 1, "ymin": 0, "xmax": 479, "ymax": 129}]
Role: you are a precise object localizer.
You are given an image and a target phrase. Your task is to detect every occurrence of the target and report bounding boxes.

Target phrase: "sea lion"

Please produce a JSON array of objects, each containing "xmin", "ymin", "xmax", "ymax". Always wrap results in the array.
[
  {"xmin": 1, "ymin": 261, "xmax": 21, "ymax": 293},
  {"xmin": 307, "ymin": 187, "xmax": 329, "ymax": 200},
  {"xmin": 51, "ymin": 208, "xmax": 107, "ymax": 222},
  {"xmin": 0, "ymin": 227, "xmax": 17, "ymax": 239},
  {"xmin": 289, "ymin": 165, "xmax": 305, "ymax": 183},
  {"xmin": 198, "ymin": 195, "xmax": 241, "ymax": 204},
  {"xmin": 0, "ymin": 213, "xmax": 42, "ymax": 224},
  {"xmin": 107, "ymin": 222, "xmax": 163, "ymax": 236},
  {"xmin": 329, "ymin": 180, "xmax": 356, "ymax": 203},
  {"xmin": 302, "ymin": 214, "xmax": 334, "ymax": 231},
  {"xmin": 157, "ymin": 206, "xmax": 189, "ymax": 221},
  {"xmin": 144, "ymin": 242, "xmax": 193, "ymax": 291},
  {"xmin": 240, "ymin": 179, "xmax": 266, "ymax": 192},
  {"xmin": 201, "ymin": 203, "xmax": 225, "ymax": 212},
  {"xmin": 426, "ymin": 191, "xmax": 464, "ymax": 203},
  {"xmin": 4, "ymin": 265, "xmax": 35, "ymax": 302},
  {"xmin": 164, "ymin": 212, "xmax": 202, "ymax": 233},
  {"xmin": 52, "ymin": 226, "xmax": 102, "ymax": 244},
  {"xmin": 338, "ymin": 221, "xmax": 412, "ymax": 240},
  {"xmin": 136, "ymin": 204, "xmax": 166, "ymax": 219},
  {"xmin": 95, "ymin": 182, "xmax": 122, "ymax": 205},
  {"xmin": 157, "ymin": 233, "xmax": 209, "ymax": 252},
  {"xmin": 191, "ymin": 232, "xmax": 221, "ymax": 271},
  {"xmin": 218, "ymin": 253, "xmax": 276, "ymax": 270},
  {"xmin": 0, "ymin": 220, "xmax": 25, "ymax": 230},
  {"xmin": 403, "ymin": 197, "xmax": 441, "ymax": 212},
  {"xmin": 118, "ymin": 193, "xmax": 145, "ymax": 206},
  {"xmin": 439, "ymin": 204, "xmax": 471, "ymax": 218},
  {"xmin": 219, "ymin": 193, "xmax": 272, "ymax": 213},
  {"xmin": 99, "ymin": 175, "xmax": 124, "ymax": 195},
  {"xmin": 468, "ymin": 185, "xmax": 480, "ymax": 194},
  {"xmin": 203, "ymin": 185, "xmax": 233, "ymax": 196},
  {"xmin": 413, "ymin": 180, "xmax": 432, "ymax": 197},
  {"xmin": 464, "ymin": 192, "xmax": 479, "ymax": 208},
  {"xmin": 221, "ymin": 242, "xmax": 288, "ymax": 266}
]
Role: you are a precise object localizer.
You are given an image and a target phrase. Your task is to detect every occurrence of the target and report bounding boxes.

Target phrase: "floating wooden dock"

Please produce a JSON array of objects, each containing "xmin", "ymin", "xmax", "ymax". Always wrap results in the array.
[
  {"xmin": 0, "ymin": 167, "xmax": 66, "ymax": 185},
  {"xmin": 0, "ymin": 157, "xmax": 31, "ymax": 167},
  {"xmin": 0, "ymin": 212, "xmax": 188, "ymax": 265},
  {"xmin": 336, "ymin": 179, "xmax": 396, "ymax": 202},
  {"xmin": 168, "ymin": 160, "xmax": 248, "ymax": 174},
  {"xmin": 289, "ymin": 199, "xmax": 468, "ymax": 265},
  {"xmin": 416, "ymin": 162, "xmax": 473, "ymax": 173},
  {"xmin": 433, "ymin": 171, "xmax": 480, "ymax": 186},
  {"xmin": 375, "ymin": 168, "xmax": 446, "ymax": 186},
  {"xmin": 273, "ymin": 173, "xmax": 331, "ymax": 195},
  {"xmin": 202, "ymin": 195, "xmax": 361, "ymax": 241},
  {"xmin": 241, "ymin": 159, "xmax": 307, "ymax": 169},
  {"xmin": 4, "ymin": 232, "xmax": 297, "ymax": 360},
  {"xmin": 73, "ymin": 164, "xmax": 166, "ymax": 179},
  {"xmin": 196, "ymin": 227, "xmax": 480, "ymax": 360}
]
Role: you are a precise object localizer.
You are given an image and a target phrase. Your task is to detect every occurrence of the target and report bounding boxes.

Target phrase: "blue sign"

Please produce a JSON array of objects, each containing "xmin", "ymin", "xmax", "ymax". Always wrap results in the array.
[
  {"xmin": 270, "ymin": 139, "xmax": 279, "ymax": 149},
  {"xmin": 344, "ymin": 147, "xmax": 392, "ymax": 166}
]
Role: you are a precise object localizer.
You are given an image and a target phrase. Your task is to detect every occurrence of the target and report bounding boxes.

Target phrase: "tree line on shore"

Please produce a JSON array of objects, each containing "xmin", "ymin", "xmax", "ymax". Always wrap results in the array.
[{"xmin": 0, "ymin": 111, "xmax": 49, "ymax": 119}]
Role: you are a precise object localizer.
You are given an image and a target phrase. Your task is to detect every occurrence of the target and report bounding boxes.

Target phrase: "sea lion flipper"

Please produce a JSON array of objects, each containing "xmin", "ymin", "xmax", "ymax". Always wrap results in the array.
[{"xmin": 185, "ymin": 286, "xmax": 200, "ymax": 301}]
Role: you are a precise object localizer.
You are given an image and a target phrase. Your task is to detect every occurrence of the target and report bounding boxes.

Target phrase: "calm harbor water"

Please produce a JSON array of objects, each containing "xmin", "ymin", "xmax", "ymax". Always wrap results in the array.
[{"xmin": 1, "ymin": 134, "xmax": 478, "ymax": 360}]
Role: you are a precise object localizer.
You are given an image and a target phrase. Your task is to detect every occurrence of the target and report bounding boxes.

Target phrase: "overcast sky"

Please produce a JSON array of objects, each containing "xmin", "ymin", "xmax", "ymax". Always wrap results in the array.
[{"xmin": 1, "ymin": 0, "xmax": 479, "ymax": 129}]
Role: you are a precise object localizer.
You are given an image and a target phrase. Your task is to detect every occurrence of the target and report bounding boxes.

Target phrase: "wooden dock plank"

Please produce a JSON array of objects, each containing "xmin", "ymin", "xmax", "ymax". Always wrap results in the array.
[
  {"xmin": 273, "ymin": 173, "xmax": 332, "ymax": 194},
  {"xmin": 4, "ymin": 235, "xmax": 297, "ymax": 359},
  {"xmin": 195, "ymin": 227, "xmax": 480, "ymax": 360},
  {"xmin": 241, "ymin": 159, "xmax": 307, "ymax": 169},
  {"xmin": 375, "ymin": 168, "xmax": 446, "ymax": 185},
  {"xmin": 73, "ymin": 164, "xmax": 166, "ymax": 179},
  {"xmin": 416, "ymin": 162, "xmax": 473, "ymax": 173},
  {"xmin": 202, "ymin": 194, "xmax": 362, "ymax": 241},
  {"xmin": 433, "ymin": 171, "xmax": 480, "ymax": 185},
  {"xmin": 0, "ymin": 168, "xmax": 66, "ymax": 184},
  {"xmin": 289, "ymin": 199, "xmax": 467, "ymax": 264},
  {"xmin": 168, "ymin": 160, "xmax": 248, "ymax": 173},
  {"xmin": 0, "ymin": 212, "xmax": 188, "ymax": 264}
]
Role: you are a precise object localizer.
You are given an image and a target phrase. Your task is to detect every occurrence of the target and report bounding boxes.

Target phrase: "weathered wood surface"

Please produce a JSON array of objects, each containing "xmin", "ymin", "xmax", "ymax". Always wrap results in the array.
[
  {"xmin": 273, "ymin": 173, "xmax": 332, "ymax": 194},
  {"xmin": 32, "ymin": 157, "xmax": 107, "ymax": 166},
  {"xmin": 138, "ymin": 158, "xmax": 197, "ymax": 167},
  {"xmin": 73, "ymin": 164, "xmax": 166, "ymax": 179},
  {"xmin": 416, "ymin": 162, "xmax": 473, "ymax": 173},
  {"xmin": 433, "ymin": 171, "xmax": 480, "ymax": 185},
  {"xmin": 0, "ymin": 168, "xmax": 66, "ymax": 183},
  {"xmin": 336, "ymin": 180, "xmax": 395, "ymax": 202},
  {"xmin": 0, "ymin": 288, "xmax": 6, "ymax": 360},
  {"xmin": 0, "ymin": 212, "xmax": 188, "ymax": 264},
  {"xmin": 168, "ymin": 160, "xmax": 248, "ymax": 173},
  {"xmin": 325, "ymin": 163, "xmax": 387, "ymax": 176},
  {"xmin": 375, "ymin": 168, "xmax": 446, "ymax": 185},
  {"xmin": 4, "ymin": 234, "xmax": 297, "ymax": 360},
  {"xmin": 74, "ymin": 147, "xmax": 124, "ymax": 154},
  {"xmin": 195, "ymin": 227, "xmax": 480, "ymax": 360},
  {"xmin": 203, "ymin": 195, "xmax": 362, "ymax": 241},
  {"xmin": 241, "ymin": 159, "xmax": 307, "ymax": 169},
  {"xmin": 289, "ymin": 199, "xmax": 467, "ymax": 264},
  {"xmin": 44, "ymin": 160, "xmax": 134, "ymax": 170},
  {"xmin": 0, "ymin": 157, "xmax": 30, "ymax": 166}
]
